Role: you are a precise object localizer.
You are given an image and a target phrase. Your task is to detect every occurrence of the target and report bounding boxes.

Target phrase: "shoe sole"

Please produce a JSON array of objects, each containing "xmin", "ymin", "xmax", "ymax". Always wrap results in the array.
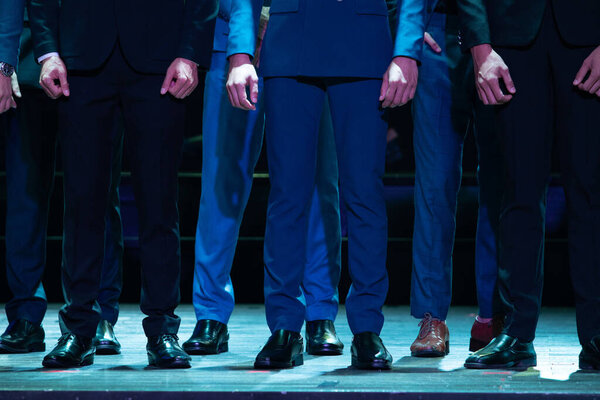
[
  {"xmin": 95, "ymin": 343, "xmax": 121, "ymax": 355},
  {"xmin": 464, "ymin": 356, "xmax": 537, "ymax": 371},
  {"xmin": 0, "ymin": 342, "xmax": 45, "ymax": 354},
  {"xmin": 42, "ymin": 353, "xmax": 94, "ymax": 369},
  {"xmin": 306, "ymin": 344, "xmax": 343, "ymax": 356},
  {"xmin": 411, "ymin": 341, "xmax": 450, "ymax": 358},
  {"xmin": 254, "ymin": 353, "xmax": 304, "ymax": 369},
  {"xmin": 469, "ymin": 338, "xmax": 490, "ymax": 352},
  {"xmin": 147, "ymin": 353, "xmax": 191, "ymax": 369},
  {"xmin": 351, "ymin": 356, "xmax": 392, "ymax": 370},
  {"xmin": 184, "ymin": 341, "xmax": 228, "ymax": 355}
]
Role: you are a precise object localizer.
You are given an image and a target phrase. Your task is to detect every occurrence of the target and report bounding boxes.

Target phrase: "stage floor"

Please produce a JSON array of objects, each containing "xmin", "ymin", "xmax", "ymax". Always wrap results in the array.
[{"xmin": 1, "ymin": 304, "xmax": 599, "ymax": 399}]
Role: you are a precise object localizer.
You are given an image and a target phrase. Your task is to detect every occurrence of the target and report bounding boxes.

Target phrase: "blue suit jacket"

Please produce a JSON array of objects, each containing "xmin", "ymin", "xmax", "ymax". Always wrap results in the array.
[
  {"xmin": 229, "ymin": 0, "xmax": 425, "ymax": 78},
  {"xmin": 0, "ymin": 0, "xmax": 25, "ymax": 67}
]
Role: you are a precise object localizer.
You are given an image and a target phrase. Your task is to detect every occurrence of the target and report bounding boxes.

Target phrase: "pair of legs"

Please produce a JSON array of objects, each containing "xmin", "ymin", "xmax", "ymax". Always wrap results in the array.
[
  {"xmin": 1, "ymin": 85, "xmax": 123, "ymax": 352},
  {"xmin": 57, "ymin": 44, "xmax": 183, "ymax": 343},
  {"xmin": 466, "ymin": 3, "xmax": 600, "ymax": 371},
  {"xmin": 494, "ymin": 4, "xmax": 600, "ymax": 347},
  {"xmin": 263, "ymin": 76, "xmax": 388, "ymax": 337},
  {"xmin": 192, "ymin": 51, "xmax": 341, "ymax": 327}
]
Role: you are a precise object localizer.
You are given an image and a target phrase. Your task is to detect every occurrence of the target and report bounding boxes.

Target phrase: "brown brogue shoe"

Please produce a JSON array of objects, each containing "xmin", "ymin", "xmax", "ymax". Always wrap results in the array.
[{"xmin": 410, "ymin": 313, "xmax": 449, "ymax": 357}]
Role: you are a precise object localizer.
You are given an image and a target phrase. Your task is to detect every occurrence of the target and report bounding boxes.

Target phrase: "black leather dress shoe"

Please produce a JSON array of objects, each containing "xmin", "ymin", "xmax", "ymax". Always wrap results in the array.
[
  {"xmin": 464, "ymin": 333, "xmax": 536, "ymax": 370},
  {"xmin": 351, "ymin": 332, "xmax": 392, "ymax": 370},
  {"xmin": 42, "ymin": 333, "xmax": 94, "ymax": 368},
  {"xmin": 0, "ymin": 320, "xmax": 45, "ymax": 353},
  {"xmin": 254, "ymin": 330, "xmax": 304, "ymax": 369},
  {"xmin": 93, "ymin": 320, "xmax": 121, "ymax": 355},
  {"xmin": 580, "ymin": 335, "xmax": 600, "ymax": 370},
  {"xmin": 147, "ymin": 334, "xmax": 191, "ymax": 369},
  {"xmin": 183, "ymin": 320, "xmax": 229, "ymax": 355},
  {"xmin": 306, "ymin": 320, "xmax": 343, "ymax": 356}
]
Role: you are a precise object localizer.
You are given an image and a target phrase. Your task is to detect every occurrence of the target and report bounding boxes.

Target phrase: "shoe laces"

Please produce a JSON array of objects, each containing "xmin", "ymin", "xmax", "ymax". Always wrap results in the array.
[
  {"xmin": 57, "ymin": 333, "xmax": 76, "ymax": 345},
  {"xmin": 157, "ymin": 334, "xmax": 179, "ymax": 343},
  {"xmin": 417, "ymin": 313, "xmax": 439, "ymax": 340}
]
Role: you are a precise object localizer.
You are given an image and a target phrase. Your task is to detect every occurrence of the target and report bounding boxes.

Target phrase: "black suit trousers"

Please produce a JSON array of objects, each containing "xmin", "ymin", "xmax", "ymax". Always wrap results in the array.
[
  {"xmin": 58, "ymin": 44, "xmax": 184, "ymax": 338},
  {"xmin": 495, "ymin": 4, "xmax": 600, "ymax": 345}
]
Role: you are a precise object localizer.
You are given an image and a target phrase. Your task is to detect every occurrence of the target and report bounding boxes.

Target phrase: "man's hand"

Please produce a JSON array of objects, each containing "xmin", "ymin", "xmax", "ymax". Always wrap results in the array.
[
  {"xmin": 471, "ymin": 44, "xmax": 515, "ymax": 105},
  {"xmin": 0, "ymin": 73, "xmax": 20, "ymax": 113},
  {"xmin": 161, "ymin": 58, "xmax": 199, "ymax": 99},
  {"xmin": 379, "ymin": 56, "xmax": 418, "ymax": 108},
  {"xmin": 40, "ymin": 56, "xmax": 70, "ymax": 99},
  {"xmin": 573, "ymin": 45, "xmax": 600, "ymax": 97},
  {"xmin": 424, "ymin": 32, "xmax": 441, "ymax": 54},
  {"xmin": 226, "ymin": 53, "xmax": 259, "ymax": 111}
]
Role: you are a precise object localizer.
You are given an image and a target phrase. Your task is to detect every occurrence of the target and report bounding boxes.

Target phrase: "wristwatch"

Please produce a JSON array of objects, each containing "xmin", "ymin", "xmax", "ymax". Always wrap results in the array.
[{"xmin": 0, "ymin": 62, "xmax": 15, "ymax": 77}]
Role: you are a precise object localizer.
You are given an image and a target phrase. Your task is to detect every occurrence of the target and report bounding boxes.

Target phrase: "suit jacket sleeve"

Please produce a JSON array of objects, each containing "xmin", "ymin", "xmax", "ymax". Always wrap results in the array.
[
  {"xmin": 178, "ymin": 0, "xmax": 219, "ymax": 69},
  {"xmin": 393, "ymin": 0, "xmax": 426, "ymax": 62},
  {"xmin": 28, "ymin": 0, "xmax": 59, "ymax": 60},
  {"xmin": 0, "ymin": 0, "xmax": 26, "ymax": 67},
  {"xmin": 226, "ymin": 0, "xmax": 263, "ymax": 58},
  {"xmin": 457, "ymin": 0, "xmax": 491, "ymax": 49}
]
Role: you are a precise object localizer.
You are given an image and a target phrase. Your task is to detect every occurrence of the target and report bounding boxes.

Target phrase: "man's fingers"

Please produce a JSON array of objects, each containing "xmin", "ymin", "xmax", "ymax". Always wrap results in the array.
[
  {"xmin": 424, "ymin": 32, "xmax": 442, "ymax": 53},
  {"xmin": 9, "ymin": 96, "xmax": 17, "ymax": 109},
  {"xmin": 379, "ymin": 75, "xmax": 389, "ymax": 101},
  {"xmin": 391, "ymin": 84, "xmax": 404, "ymax": 107},
  {"xmin": 250, "ymin": 77, "xmax": 259, "ymax": 104},
  {"xmin": 228, "ymin": 82, "xmax": 242, "ymax": 108},
  {"xmin": 476, "ymin": 81, "xmax": 491, "ymax": 105},
  {"xmin": 58, "ymin": 71, "xmax": 70, "ymax": 96},
  {"xmin": 580, "ymin": 73, "xmax": 599, "ymax": 92},
  {"xmin": 168, "ymin": 75, "xmax": 186, "ymax": 98},
  {"xmin": 11, "ymin": 76, "xmax": 21, "ymax": 98},
  {"xmin": 382, "ymin": 84, "xmax": 396, "ymax": 108},
  {"xmin": 489, "ymin": 79, "xmax": 511, "ymax": 104},
  {"xmin": 235, "ymin": 83, "xmax": 254, "ymax": 110},
  {"xmin": 588, "ymin": 78, "xmax": 600, "ymax": 95},
  {"xmin": 42, "ymin": 77, "xmax": 63, "ymax": 99},
  {"xmin": 573, "ymin": 61, "xmax": 590, "ymax": 86},
  {"xmin": 499, "ymin": 67, "xmax": 516, "ymax": 94},
  {"xmin": 226, "ymin": 84, "xmax": 236, "ymax": 107},
  {"xmin": 180, "ymin": 79, "xmax": 198, "ymax": 99},
  {"xmin": 161, "ymin": 69, "xmax": 175, "ymax": 95}
]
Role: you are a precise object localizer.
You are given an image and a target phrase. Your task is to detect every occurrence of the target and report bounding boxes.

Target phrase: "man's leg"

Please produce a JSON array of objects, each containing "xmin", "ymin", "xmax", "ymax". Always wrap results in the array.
[
  {"xmin": 303, "ymin": 98, "xmax": 341, "ymax": 324},
  {"xmin": 97, "ymin": 130, "xmax": 124, "ymax": 327},
  {"xmin": 465, "ymin": 9, "xmax": 552, "ymax": 370},
  {"xmin": 551, "ymin": 24, "xmax": 600, "ymax": 360},
  {"xmin": 410, "ymin": 15, "xmax": 466, "ymax": 325},
  {"xmin": 470, "ymin": 93, "xmax": 505, "ymax": 351},
  {"xmin": 1, "ymin": 88, "xmax": 57, "ymax": 353},
  {"xmin": 254, "ymin": 77, "xmax": 324, "ymax": 369},
  {"xmin": 94, "ymin": 128, "xmax": 125, "ymax": 355},
  {"xmin": 327, "ymin": 77, "xmax": 391, "ymax": 370},
  {"xmin": 192, "ymin": 51, "xmax": 264, "ymax": 325},
  {"xmin": 302, "ymin": 99, "xmax": 344, "ymax": 356},
  {"xmin": 42, "ymin": 51, "xmax": 120, "ymax": 369},
  {"xmin": 119, "ymin": 48, "xmax": 189, "ymax": 369}
]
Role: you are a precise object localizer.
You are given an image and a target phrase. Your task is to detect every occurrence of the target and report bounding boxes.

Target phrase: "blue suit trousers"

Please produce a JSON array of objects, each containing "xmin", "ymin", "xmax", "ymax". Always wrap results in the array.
[
  {"xmin": 411, "ymin": 13, "xmax": 503, "ymax": 320},
  {"xmin": 263, "ymin": 77, "xmax": 388, "ymax": 335},
  {"xmin": 192, "ymin": 51, "xmax": 341, "ymax": 325}
]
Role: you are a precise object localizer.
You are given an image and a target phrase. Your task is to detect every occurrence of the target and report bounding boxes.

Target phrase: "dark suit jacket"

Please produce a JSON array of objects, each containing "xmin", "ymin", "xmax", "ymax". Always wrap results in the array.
[
  {"xmin": 457, "ymin": 0, "xmax": 600, "ymax": 49},
  {"xmin": 29, "ymin": 0, "xmax": 218, "ymax": 74}
]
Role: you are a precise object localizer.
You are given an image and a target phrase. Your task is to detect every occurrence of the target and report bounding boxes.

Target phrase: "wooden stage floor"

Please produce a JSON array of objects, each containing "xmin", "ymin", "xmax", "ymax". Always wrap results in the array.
[{"xmin": 1, "ymin": 304, "xmax": 599, "ymax": 400}]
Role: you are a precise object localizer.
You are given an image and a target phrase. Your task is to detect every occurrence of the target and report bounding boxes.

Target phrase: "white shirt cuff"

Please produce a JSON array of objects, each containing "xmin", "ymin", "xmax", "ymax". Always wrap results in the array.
[{"xmin": 38, "ymin": 52, "xmax": 59, "ymax": 64}]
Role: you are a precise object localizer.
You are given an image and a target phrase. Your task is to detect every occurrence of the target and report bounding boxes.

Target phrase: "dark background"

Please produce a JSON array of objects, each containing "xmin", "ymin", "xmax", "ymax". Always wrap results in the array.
[{"xmin": 0, "ymin": 73, "xmax": 572, "ymax": 309}]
